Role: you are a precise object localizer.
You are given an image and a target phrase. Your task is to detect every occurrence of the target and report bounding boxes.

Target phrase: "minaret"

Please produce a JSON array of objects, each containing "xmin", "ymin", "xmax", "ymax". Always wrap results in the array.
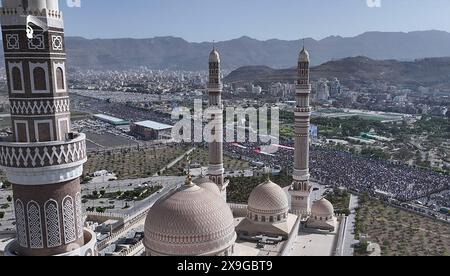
[
  {"xmin": 289, "ymin": 44, "xmax": 312, "ymax": 218},
  {"xmin": 207, "ymin": 46, "xmax": 228, "ymax": 200},
  {"xmin": 0, "ymin": 0, "xmax": 95, "ymax": 256}
]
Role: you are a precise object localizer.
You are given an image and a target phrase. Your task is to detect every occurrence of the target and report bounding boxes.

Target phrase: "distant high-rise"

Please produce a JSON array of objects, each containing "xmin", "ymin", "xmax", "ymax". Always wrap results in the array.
[
  {"xmin": 329, "ymin": 78, "xmax": 341, "ymax": 98},
  {"xmin": 316, "ymin": 79, "xmax": 330, "ymax": 101},
  {"xmin": 207, "ymin": 47, "xmax": 228, "ymax": 200},
  {"xmin": 0, "ymin": 0, "xmax": 95, "ymax": 256},
  {"xmin": 289, "ymin": 45, "xmax": 312, "ymax": 217}
]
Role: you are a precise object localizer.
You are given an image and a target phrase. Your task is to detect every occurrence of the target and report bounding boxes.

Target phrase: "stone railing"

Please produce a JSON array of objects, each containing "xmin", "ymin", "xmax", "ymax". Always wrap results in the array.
[
  {"xmin": 295, "ymin": 107, "xmax": 312, "ymax": 113},
  {"xmin": 228, "ymin": 203, "xmax": 248, "ymax": 217},
  {"xmin": 332, "ymin": 216, "xmax": 347, "ymax": 256},
  {"xmin": 207, "ymin": 83, "xmax": 223, "ymax": 90},
  {"xmin": 97, "ymin": 226, "xmax": 128, "ymax": 250},
  {"xmin": 0, "ymin": 8, "xmax": 63, "ymax": 19},
  {"xmin": 10, "ymin": 98, "xmax": 70, "ymax": 116},
  {"xmin": 0, "ymin": 133, "xmax": 86, "ymax": 169},
  {"xmin": 280, "ymin": 216, "xmax": 302, "ymax": 256},
  {"xmin": 119, "ymin": 240, "xmax": 144, "ymax": 256}
]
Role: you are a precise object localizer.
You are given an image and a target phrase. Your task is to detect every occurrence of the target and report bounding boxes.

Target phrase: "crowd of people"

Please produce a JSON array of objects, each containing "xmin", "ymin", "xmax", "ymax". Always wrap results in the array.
[
  {"xmin": 72, "ymin": 94, "xmax": 172, "ymax": 124},
  {"xmin": 224, "ymin": 142, "xmax": 450, "ymax": 203}
]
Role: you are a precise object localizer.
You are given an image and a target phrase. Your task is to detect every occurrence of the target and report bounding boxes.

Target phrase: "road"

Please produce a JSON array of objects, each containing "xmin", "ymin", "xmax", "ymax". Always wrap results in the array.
[
  {"xmin": 98, "ymin": 179, "xmax": 182, "ymax": 253},
  {"xmin": 342, "ymin": 194, "xmax": 359, "ymax": 256},
  {"xmin": 155, "ymin": 147, "xmax": 196, "ymax": 176},
  {"xmin": 81, "ymin": 176, "xmax": 183, "ymax": 193},
  {"xmin": 81, "ymin": 176, "xmax": 184, "ymax": 216},
  {"xmin": 124, "ymin": 179, "xmax": 181, "ymax": 217}
]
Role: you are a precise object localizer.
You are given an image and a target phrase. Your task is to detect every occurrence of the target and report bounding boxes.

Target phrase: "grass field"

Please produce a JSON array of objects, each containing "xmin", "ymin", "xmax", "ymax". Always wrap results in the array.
[
  {"xmin": 227, "ymin": 173, "xmax": 292, "ymax": 204},
  {"xmin": 163, "ymin": 147, "xmax": 250, "ymax": 176},
  {"xmin": 355, "ymin": 195, "xmax": 450, "ymax": 256},
  {"xmin": 324, "ymin": 190, "xmax": 350, "ymax": 215},
  {"xmin": 83, "ymin": 145, "xmax": 190, "ymax": 180}
]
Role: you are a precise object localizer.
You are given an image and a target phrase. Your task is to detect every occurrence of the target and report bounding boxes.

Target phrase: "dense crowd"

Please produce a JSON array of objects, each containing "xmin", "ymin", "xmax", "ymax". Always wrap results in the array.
[
  {"xmin": 72, "ymin": 94, "xmax": 172, "ymax": 124},
  {"xmin": 224, "ymin": 142, "xmax": 450, "ymax": 203}
]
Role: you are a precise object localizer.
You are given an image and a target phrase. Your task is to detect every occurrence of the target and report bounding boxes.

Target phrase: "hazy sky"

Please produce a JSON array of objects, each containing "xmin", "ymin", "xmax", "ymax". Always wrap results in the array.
[{"xmin": 59, "ymin": 0, "xmax": 450, "ymax": 42}]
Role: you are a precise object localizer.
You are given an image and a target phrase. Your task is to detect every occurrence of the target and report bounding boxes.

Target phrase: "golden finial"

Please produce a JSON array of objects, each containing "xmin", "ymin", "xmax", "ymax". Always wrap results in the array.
[
  {"xmin": 185, "ymin": 173, "xmax": 194, "ymax": 187},
  {"xmin": 265, "ymin": 166, "xmax": 271, "ymax": 181},
  {"xmin": 185, "ymin": 156, "xmax": 194, "ymax": 187}
]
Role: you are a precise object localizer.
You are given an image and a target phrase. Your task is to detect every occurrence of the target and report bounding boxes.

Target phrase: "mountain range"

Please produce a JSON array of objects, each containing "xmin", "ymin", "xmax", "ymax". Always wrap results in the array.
[
  {"xmin": 2, "ymin": 30, "xmax": 450, "ymax": 70},
  {"xmin": 224, "ymin": 56, "xmax": 450, "ymax": 90}
]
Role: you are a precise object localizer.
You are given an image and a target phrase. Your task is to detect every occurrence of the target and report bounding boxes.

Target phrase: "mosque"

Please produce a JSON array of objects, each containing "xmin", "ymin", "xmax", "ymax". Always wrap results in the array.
[
  {"xmin": 143, "ymin": 46, "xmax": 339, "ymax": 256},
  {"xmin": 0, "ymin": 0, "xmax": 341, "ymax": 257}
]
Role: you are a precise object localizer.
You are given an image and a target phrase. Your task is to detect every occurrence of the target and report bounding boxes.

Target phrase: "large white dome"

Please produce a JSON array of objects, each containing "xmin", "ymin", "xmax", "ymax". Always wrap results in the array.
[
  {"xmin": 144, "ymin": 179, "xmax": 236, "ymax": 256},
  {"xmin": 193, "ymin": 177, "xmax": 220, "ymax": 196},
  {"xmin": 311, "ymin": 198, "xmax": 334, "ymax": 218},
  {"xmin": 248, "ymin": 179, "xmax": 289, "ymax": 217}
]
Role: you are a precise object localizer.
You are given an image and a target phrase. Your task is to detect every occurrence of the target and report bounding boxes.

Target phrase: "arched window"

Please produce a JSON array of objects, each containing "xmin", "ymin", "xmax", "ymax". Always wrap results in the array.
[
  {"xmin": 15, "ymin": 199, "xmax": 28, "ymax": 247},
  {"xmin": 33, "ymin": 67, "xmax": 47, "ymax": 90},
  {"xmin": 12, "ymin": 67, "xmax": 22, "ymax": 91},
  {"xmin": 62, "ymin": 196, "xmax": 76, "ymax": 243},
  {"xmin": 56, "ymin": 67, "xmax": 65, "ymax": 90},
  {"xmin": 45, "ymin": 199, "xmax": 62, "ymax": 248},
  {"xmin": 75, "ymin": 193, "xmax": 83, "ymax": 238},
  {"xmin": 27, "ymin": 201, "xmax": 44, "ymax": 249}
]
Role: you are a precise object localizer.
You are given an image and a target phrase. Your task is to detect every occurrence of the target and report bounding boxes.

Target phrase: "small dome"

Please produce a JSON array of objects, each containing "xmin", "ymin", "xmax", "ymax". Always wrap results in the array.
[
  {"xmin": 144, "ymin": 182, "xmax": 236, "ymax": 256},
  {"xmin": 209, "ymin": 48, "xmax": 220, "ymax": 63},
  {"xmin": 248, "ymin": 179, "xmax": 289, "ymax": 215},
  {"xmin": 193, "ymin": 177, "xmax": 220, "ymax": 196},
  {"xmin": 299, "ymin": 48, "xmax": 310, "ymax": 63},
  {"xmin": 311, "ymin": 198, "xmax": 334, "ymax": 218}
]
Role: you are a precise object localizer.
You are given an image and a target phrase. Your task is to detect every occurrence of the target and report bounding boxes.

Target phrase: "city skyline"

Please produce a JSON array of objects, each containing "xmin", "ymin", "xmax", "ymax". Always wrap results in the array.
[{"xmin": 56, "ymin": 0, "xmax": 450, "ymax": 42}]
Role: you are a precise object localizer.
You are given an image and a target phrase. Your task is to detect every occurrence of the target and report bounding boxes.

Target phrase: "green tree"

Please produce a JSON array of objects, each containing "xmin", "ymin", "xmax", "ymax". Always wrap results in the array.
[{"xmin": 3, "ymin": 180, "xmax": 11, "ymax": 189}]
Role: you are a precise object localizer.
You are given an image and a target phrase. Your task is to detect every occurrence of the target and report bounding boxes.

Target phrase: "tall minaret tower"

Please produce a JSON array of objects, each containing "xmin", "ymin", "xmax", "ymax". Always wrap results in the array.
[
  {"xmin": 289, "ymin": 44, "xmax": 312, "ymax": 218},
  {"xmin": 0, "ymin": 0, "xmax": 95, "ymax": 256},
  {"xmin": 207, "ymin": 47, "xmax": 228, "ymax": 200}
]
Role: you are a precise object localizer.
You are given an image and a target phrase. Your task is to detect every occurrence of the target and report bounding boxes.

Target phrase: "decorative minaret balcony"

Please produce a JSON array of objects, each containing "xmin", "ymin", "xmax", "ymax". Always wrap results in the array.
[
  {"xmin": 0, "ymin": 7, "xmax": 63, "ymax": 18},
  {"xmin": 207, "ymin": 83, "xmax": 223, "ymax": 90},
  {"xmin": 0, "ymin": 0, "xmax": 95, "ymax": 256},
  {"xmin": 0, "ymin": 133, "xmax": 87, "ymax": 185}
]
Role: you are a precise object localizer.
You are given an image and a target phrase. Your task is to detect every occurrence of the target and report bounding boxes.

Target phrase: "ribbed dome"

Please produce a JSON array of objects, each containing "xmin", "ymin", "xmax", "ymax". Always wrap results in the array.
[
  {"xmin": 248, "ymin": 179, "xmax": 289, "ymax": 215},
  {"xmin": 311, "ymin": 198, "xmax": 334, "ymax": 217},
  {"xmin": 144, "ymin": 183, "xmax": 236, "ymax": 256},
  {"xmin": 299, "ymin": 48, "xmax": 310, "ymax": 63},
  {"xmin": 209, "ymin": 49, "xmax": 220, "ymax": 63},
  {"xmin": 193, "ymin": 177, "xmax": 220, "ymax": 196}
]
